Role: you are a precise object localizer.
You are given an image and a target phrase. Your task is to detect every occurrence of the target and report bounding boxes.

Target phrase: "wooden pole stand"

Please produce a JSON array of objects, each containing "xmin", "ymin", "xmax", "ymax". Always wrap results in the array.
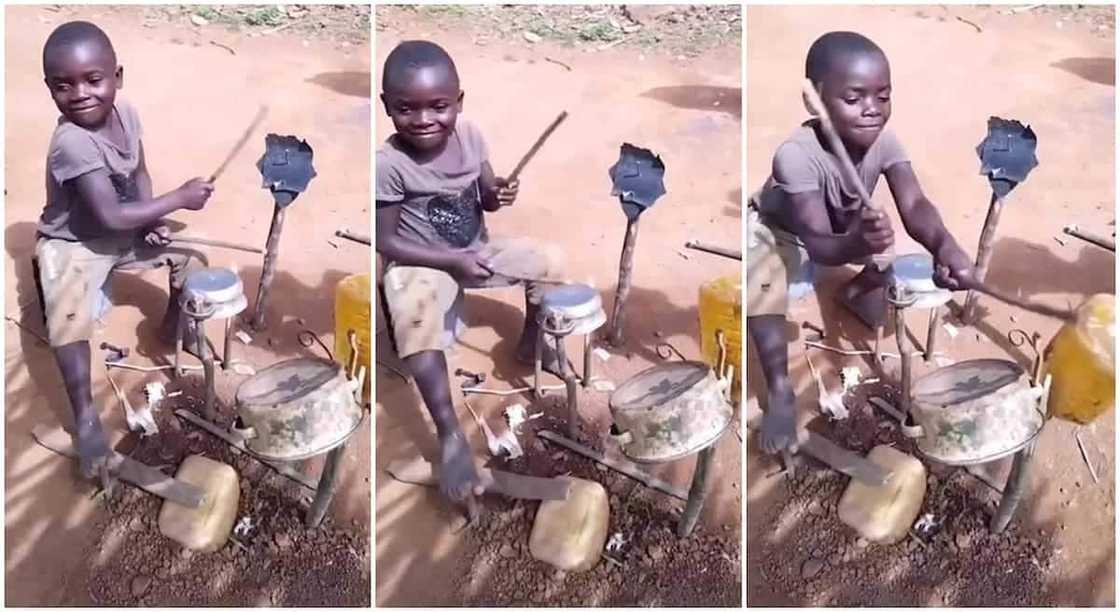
[
  {"xmin": 251, "ymin": 205, "xmax": 287, "ymax": 331},
  {"xmin": 608, "ymin": 216, "xmax": 641, "ymax": 346}
]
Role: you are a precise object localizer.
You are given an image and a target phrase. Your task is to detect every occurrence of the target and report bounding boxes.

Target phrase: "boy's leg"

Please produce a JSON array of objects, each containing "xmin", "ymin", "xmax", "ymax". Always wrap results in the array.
[
  {"xmin": 113, "ymin": 243, "xmax": 209, "ymax": 346},
  {"xmin": 745, "ymin": 211, "xmax": 801, "ymax": 453},
  {"xmin": 747, "ymin": 316, "xmax": 797, "ymax": 453},
  {"xmin": 383, "ymin": 265, "xmax": 481, "ymax": 505},
  {"xmin": 36, "ymin": 238, "xmax": 117, "ymax": 478},
  {"xmin": 838, "ymin": 264, "xmax": 889, "ymax": 330},
  {"xmin": 404, "ymin": 350, "xmax": 482, "ymax": 503},
  {"xmin": 471, "ymin": 237, "xmax": 567, "ymax": 370}
]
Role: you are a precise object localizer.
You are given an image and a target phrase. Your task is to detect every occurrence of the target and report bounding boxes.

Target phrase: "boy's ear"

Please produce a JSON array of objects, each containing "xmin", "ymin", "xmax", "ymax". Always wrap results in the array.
[
  {"xmin": 456, "ymin": 90, "xmax": 465, "ymax": 111},
  {"xmin": 379, "ymin": 93, "xmax": 390, "ymax": 115},
  {"xmin": 115, "ymin": 65, "xmax": 124, "ymax": 90}
]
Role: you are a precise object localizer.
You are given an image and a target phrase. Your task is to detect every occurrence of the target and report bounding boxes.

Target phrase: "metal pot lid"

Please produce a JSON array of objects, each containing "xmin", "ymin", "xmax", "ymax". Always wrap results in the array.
[
  {"xmin": 890, "ymin": 253, "xmax": 937, "ymax": 294},
  {"xmin": 912, "ymin": 358, "xmax": 1024, "ymax": 406},
  {"xmin": 182, "ymin": 267, "xmax": 244, "ymax": 303},
  {"xmin": 236, "ymin": 357, "xmax": 341, "ymax": 406},
  {"xmin": 541, "ymin": 284, "xmax": 602, "ymax": 320},
  {"xmin": 611, "ymin": 361, "xmax": 711, "ymax": 412}
]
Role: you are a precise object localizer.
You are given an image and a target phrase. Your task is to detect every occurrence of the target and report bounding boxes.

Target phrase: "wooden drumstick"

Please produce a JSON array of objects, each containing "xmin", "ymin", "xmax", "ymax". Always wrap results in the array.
[
  {"xmin": 507, "ymin": 111, "xmax": 568, "ymax": 183},
  {"xmin": 209, "ymin": 105, "xmax": 269, "ymax": 183}
]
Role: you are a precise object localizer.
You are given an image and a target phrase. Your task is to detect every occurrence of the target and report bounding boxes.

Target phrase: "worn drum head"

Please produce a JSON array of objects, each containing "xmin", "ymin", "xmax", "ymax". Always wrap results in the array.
[
  {"xmin": 237, "ymin": 358, "xmax": 340, "ymax": 406},
  {"xmin": 541, "ymin": 284, "xmax": 602, "ymax": 319},
  {"xmin": 912, "ymin": 359, "xmax": 1024, "ymax": 406},
  {"xmin": 610, "ymin": 361, "xmax": 732, "ymax": 463},
  {"xmin": 183, "ymin": 267, "xmax": 244, "ymax": 303}
]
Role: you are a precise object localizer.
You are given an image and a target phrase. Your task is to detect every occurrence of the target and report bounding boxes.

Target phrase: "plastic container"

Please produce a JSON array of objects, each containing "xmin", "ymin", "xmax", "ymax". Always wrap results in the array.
[
  {"xmin": 158, "ymin": 455, "xmax": 240, "ymax": 552},
  {"xmin": 334, "ymin": 273, "xmax": 371, "ymax": 400},
  {"xmin": 1044, "ymin": 293, "xmax": 1115, "ymax": 424},
  {"xmin": 529, "ymin": 477, "xmax": 609, "ymax": 571},
  {"xmin": 837, "ymin": 445, "xmax": 927, "ymax": 544},
  {"xmin": 698, "ymin": 274, "xmax": 741, "ymax": 400}
]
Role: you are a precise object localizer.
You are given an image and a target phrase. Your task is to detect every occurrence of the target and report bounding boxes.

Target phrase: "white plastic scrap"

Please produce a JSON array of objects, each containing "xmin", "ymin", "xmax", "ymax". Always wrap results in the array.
[
  {"xmin": 233, "ymin": 516, "xmax": 255, "ymax": 537},
  {"xmin": 913, "ymin": 513, "xmax": 938, "ymax": 537},
  {"xmin": 942, "ymin": 322, "xmax": 959, "ymax": 338},
  {"xmin": 235, "ymin": 330, "xmax": 253, "ymax": 345},
  {"xmin": 606, "ymin": 531, "xmax": 628, "ymax": 552},
  {"xmin": 839, "ymin": 367, "xmax": 863, "ymax": 392},
  {"xmin": 593, "ymin": 347, "xmax": 612, "ymax": 362},
  {"xmin": 505, "ymin": 403, "xmax": 528, "ymax": 433},
  {"xmin": 592, "ymin": 379, "xmax": 617, "ymax": 393}
]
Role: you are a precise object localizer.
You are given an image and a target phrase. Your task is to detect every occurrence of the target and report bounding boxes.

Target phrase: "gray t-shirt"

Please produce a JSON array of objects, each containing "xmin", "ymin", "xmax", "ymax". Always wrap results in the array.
[
  {"xmin": 756, "ymin": 120, "xmax": 909, "ymax": 233},
  {"xmin": 38, "ymin": 100, "xmax": 144, "ymax": 242},
  {"xmin": 375, "ymin": 118, "xmax": 490, "ymax": 254}
]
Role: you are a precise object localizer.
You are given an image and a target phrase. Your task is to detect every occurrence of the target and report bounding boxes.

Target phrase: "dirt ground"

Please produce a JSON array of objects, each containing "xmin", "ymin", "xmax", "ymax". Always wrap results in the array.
[
  {"xmin": 374, "ymin": 5, "xmax": 742, "ymax": 607},
  {"xmin": 4, "ymin": 5, "xmax": 370, "ymax": 606},
  {"xmin": 746, "ymin": 5, "xmax": 1115, "ymax": 607}
]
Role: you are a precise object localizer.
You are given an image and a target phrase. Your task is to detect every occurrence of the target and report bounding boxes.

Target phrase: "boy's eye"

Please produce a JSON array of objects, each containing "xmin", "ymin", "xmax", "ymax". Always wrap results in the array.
[
  {"xmin": 433, "ymin": 103, "xmax": 449, "ymax": 111},
  {"xmin": 843, "ymin": 96, "xmax": 859, "ymax": 104}
]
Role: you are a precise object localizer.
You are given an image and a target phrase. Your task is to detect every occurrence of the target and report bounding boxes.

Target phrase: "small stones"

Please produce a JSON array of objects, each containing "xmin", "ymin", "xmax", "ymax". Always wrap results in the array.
[
  {"xmin": 801, "ymin": 558, "xmax": 824, "ymax": 579},
  {"xmin": 130, "ymin": 574, "xmax": 153, "ymax": 598}
]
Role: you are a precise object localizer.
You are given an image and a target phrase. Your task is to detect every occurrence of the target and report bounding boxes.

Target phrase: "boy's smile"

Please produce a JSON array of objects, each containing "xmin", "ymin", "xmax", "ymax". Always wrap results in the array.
[
  {"xmin": 819, "ymin": 52, "xmax": 891, "ymax": 153},
  {"xmin": 382, "ymin": 65, "xmax": 463, "ymax": 155},
  {"xmin": 43, "ymin": 41, "xmax": 121, "ymax": 130}
]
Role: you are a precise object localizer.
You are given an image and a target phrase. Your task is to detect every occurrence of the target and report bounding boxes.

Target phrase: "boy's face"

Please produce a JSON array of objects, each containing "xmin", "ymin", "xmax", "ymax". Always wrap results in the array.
[
  {"xmin": 820, "ymin": 52, "xmax": 891, "ymax": 151},
  {"xmin": 381, "ymin": 65, "xmax": 463, "ymax": 154},
  {"xmin": 43, "ymin": 41, "xmax": 122, "ymax": 130}
]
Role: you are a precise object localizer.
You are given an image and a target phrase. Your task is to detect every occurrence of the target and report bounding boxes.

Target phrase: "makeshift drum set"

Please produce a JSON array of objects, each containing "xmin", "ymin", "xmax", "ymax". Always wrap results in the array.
[{"xmin": 172, "ymin": 266, "xmax": 366, "ymax": 527}]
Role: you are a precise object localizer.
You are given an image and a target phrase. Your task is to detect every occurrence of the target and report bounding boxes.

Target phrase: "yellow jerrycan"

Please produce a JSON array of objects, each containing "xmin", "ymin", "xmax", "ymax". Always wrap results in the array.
[
  {"xmin": 334, "ymin": 273, "xmax": 372, "ymax": 400},
  {"xmin": 698, "ymin": 274, "xmax": 741, "ymax": 401},
  {"xmin": 1044, "ymin": 293, "xmax": 1115, "ymax": 424}
]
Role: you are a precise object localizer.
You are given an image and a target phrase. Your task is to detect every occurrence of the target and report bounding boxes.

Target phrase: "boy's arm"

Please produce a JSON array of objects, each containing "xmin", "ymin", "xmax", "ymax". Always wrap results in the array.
[
  {"xmin": 375, "ymin": 203, "xmax": 492, "ymax": 282},
  {"xmin": 782, "ymin": 189, "xmax": 893, "ymax": 265},
  {"xmin": 885, "ymin": 163, "xmax": 975, "ymax": 288},
  {"xmin": 135, "ymin": 143, "xmax": 154, "ymax": 201},
  {"xmin": 71, "ymin": 168, "xmax": 211, "ymax": 232},
  {"xmin": 478, "ymin": 161, "xmax": 518, "ymax": 212}
]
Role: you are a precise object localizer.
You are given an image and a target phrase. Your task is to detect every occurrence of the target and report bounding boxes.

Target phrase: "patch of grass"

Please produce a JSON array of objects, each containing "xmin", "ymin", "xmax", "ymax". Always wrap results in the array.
[
  {"xmin": 419, "ymin": 5, "xmax": 470, "ymax": 18},
  {"xmin": 577, "ymin": 21, "xmax": 622, "ymax": 43},
  {"xmin": 241, "ymin": 6, "xmax": 285, "ymax": 27},
  {"xmin": 192, "ymin": 6, "xmax": 219, "ymax": 22}
]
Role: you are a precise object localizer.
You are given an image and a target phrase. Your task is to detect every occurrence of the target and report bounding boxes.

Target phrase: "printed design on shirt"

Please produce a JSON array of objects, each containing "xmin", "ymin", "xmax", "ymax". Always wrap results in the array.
[
  {"xmin": 110, "ymin": 172, "xmax": 140, "ymax": 203},
  {"xmin": 427, "ymin": 181, "xmax": 482, "ymax": 248}
]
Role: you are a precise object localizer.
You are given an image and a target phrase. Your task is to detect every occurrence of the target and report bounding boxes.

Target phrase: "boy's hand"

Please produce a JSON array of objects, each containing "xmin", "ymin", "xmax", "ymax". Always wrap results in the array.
[
  {"xmin": 491, "ymin": 177, "xmax": 519, "ymax": 207},
  {"xmin": 450, "ymin": 252, "xmax": 494, "ymax": 283},
  {"xmin": 143, "ymin": 223, "xmax": 172, "ymax": 247},
  {"xmin": 177, "ymin": 178, "xmax": 214, "ymax": 211},
  {"xmin": 933, "ymin": 244, "xmax": 976, "ymax": 291},
  {"xmin": 850, "ymin": 207, "xmax": 894, "ymax": 256}
]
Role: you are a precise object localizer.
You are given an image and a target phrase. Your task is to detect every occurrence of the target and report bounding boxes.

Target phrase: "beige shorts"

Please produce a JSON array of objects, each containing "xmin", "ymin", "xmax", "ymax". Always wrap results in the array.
[
  {"xmin": 746, "ymin": 207, "xmax": 804, "ymax": 318},
  {"xmin": 35, "ymin": 235, "xmax": 207, "ymax": 347},
  {"xmin": 382, "ymin": 237, "xmax": 565, "ymax": 358}
]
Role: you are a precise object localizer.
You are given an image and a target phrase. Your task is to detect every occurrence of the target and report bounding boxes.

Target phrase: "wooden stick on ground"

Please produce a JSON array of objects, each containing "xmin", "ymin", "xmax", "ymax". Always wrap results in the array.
[{"xmin": 684, "ymin": 240, "xmax": 742, "ymax": 261}]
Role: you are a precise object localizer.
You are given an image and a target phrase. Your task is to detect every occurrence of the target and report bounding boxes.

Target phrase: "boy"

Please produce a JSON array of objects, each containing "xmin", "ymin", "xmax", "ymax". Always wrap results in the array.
[
  {"xmin": 37, "ymin": 21, "xmax": 214, "ymax": 480},
  {"xmin": 746, "ymin": 31, "xmax": 976, "ymax": 453},
  {"xmin": 376, "ymin": 41, "xmax": 563, "ymax": 508}
]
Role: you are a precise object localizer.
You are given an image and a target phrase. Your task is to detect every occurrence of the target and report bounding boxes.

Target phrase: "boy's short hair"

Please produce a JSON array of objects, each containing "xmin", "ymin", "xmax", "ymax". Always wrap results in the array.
[
  {"xmin": 381, "ymin": 40, "xmax": 458, "ymax": 92},
  {"xmin": 42, "ymin": 21, "xmax": 116, "ymax": 72},
  {"xmin": 805, "ymin": 31, "xmax": 886, "ymax": 85}
]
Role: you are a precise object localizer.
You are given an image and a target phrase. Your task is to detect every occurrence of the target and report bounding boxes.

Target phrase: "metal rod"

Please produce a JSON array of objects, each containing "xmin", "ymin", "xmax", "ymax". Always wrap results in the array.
[
  {"xmin": 677, "ymin": 445, "xmax": 716, "ymax": 537},
  {"xmin": 609, "ymin": 216, "xmax": 641, "ymax": 346},
  {"xmin": 925, "ymin": 305, "xmax": 942, "ymax": 363},
  {"xmin": 252, "ymin": 206, "xmax": 287, "ymax": 330},
  {"xmin": 991, "ymin": 442, "xmax": 1035, "ymax": 533},
  {"xmin": 170, "ymin": 235, "xmax": 263, "ymax": 254},
  {"xmin": 536, "ymin": 430, "xmax": 690, "ymax": 501},
  {"xmin": 335, "ymin": 229, "xmax": 371, "ymax": 246},
  {"xmin": 963, "ymin": 193, "xmax": 1006, "ymax": 322},
  {"xmin": 555, "ymin": 337, "xmax": 579, "ymax": 440},
  {"xmin": 508, "ymin": 111, "xmax": 568, "ymax": 182},
  {"xmin": 222, "ymin": 318, "xmax": 233, "ymax": 372},
  {"xmin": 582, "ymin": 334, "xmax": 593, "ymax": 389},
  {"xmin": 895, "ymin": 303, "xmax": 912, "ymax": 417},
  {"xmin": 684, "ymin": 240, "xmax": 741, "ymax": 261},
  {"xmin": 306, "ymin": 442, "xmax": 347, "ymax": 528},
  {"xmin": 1063, "ymin": 225, "xmax": 1115, "ymax": 252},
  {"xmin": 969, "ymin": 281, "xmax": 1075, "ymax": 322},
  {"xmin": 209, "ymin": 105, "xmax": 268, "ymax": 183},
  {"xmin": 197, "ymin": 319, "xmax": 217, "ymax": 420}
]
